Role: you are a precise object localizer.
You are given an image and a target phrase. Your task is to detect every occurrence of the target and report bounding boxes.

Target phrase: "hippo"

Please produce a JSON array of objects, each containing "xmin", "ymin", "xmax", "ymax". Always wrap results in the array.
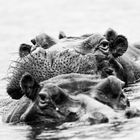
[
  {"xmin": 59, "ymin": 29, "xmax": 140, "ymax": 84},
  {"xmin": 7, "ymin": 33, "xmax": 117, "ymax": 99},
  {"xmin": 3, "ymin": 73, "xmax": 131, "ymax": 124},
  {"xmin": 31, "ymin": 33, "xmax": 57, "ymax": 51}
]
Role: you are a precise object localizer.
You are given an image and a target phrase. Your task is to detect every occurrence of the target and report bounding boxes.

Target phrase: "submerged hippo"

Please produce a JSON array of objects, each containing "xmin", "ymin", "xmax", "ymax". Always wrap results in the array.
[
  {"xmin": 7, "ymin": 33, "xmax": 118, "ymax": 99},
  {"xmin": 59, "ymin": 29, "xmax": 140, "ymax": 84},
  {"xmin": 3, "ymin": 73, "xmax": 130, "ymax": 124}
]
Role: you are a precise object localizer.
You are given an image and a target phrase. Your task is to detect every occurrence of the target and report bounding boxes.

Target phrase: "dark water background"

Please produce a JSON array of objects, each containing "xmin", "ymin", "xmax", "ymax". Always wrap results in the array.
[{"xmin": 1, "ymin": 0, "xmax": 140, "ymax": 139}]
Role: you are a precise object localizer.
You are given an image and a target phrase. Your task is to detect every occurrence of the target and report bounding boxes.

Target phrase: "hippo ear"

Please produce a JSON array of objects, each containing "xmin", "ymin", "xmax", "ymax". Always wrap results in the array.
[
  {"xmin": 110, "ymin": 35, "xmax": 128, "ymax": 57},
  {"xmin": 104, "ymin": 28, "xmax": 128, "ymax": 57},
  {"xmin": 104, "ymin": 28, "xmax": 118, "ymax": 42},
  {"xmin": 31, "ymin": 39, "xmax": 36, "ymax": 45},
  {"xmin": 59, "ymin": 31, "xmax": 66, "ymax": 39},
  {"xmin": 19, "ymin": 43, "xmax": 32, "ymax": 58},
  {"xmin": 20, "ymin": 72, "xmax": 38, "ymax": 100}
]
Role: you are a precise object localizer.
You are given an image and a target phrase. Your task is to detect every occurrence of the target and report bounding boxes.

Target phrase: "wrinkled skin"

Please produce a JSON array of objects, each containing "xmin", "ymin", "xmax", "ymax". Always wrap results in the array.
[
  {"xmin": 3, "ymin": 73, "xmax": 131, "ymax": 124},
  {"xmin": 7, "ymin": 33, "xmax": 117, "ymax": 99}
]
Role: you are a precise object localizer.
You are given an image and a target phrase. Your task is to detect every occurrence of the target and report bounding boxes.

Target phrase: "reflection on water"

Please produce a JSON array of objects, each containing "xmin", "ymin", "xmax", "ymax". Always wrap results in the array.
[
  {"xmin": 1, "ymin": 0, "xmax": 140, "ymax": 139},
  {"xmin": 1, "ymin": 118, "xmax": 139, "ymax": 140}
]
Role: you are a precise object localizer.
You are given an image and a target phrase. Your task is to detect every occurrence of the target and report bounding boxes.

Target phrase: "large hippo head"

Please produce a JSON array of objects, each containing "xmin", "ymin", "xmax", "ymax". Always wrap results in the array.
[
  {"xmin": 3, "ymin": 73, "xmax": 130, "ymax": 124},
  {"xmin": 7, "ymin": 33, "xmax": 117, "ymax": 99},
  {"xmin": 58, "ymin": 30, "xmax": 130, "ymax": 82}
]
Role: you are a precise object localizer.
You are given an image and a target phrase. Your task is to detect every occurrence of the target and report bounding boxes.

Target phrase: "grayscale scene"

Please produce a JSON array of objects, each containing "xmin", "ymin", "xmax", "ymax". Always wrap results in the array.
[{"xmin": 1, "ymin": 0, "xmax": 140, "ymax": 140}]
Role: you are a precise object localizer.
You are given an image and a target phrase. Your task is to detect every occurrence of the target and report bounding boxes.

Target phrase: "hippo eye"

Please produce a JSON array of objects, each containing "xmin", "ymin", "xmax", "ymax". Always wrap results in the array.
[
  {"xmin": 39, "ymin": 94, "xmax": 46, "ymax": 101},
  {"xmin": 99, "ymin": 41, "xmax": 109, "ymax": 54},
  {"xmin": 100, "ymin": 41, "xmax": 108, "ymax": 47}
]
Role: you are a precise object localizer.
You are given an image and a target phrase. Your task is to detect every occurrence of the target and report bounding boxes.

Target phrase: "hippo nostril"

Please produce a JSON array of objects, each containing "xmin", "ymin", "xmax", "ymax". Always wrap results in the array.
[
  {"xmin": 127, "ymin": 99, "xmax": 130, "ymax": 107},
  {"xmin": 105, "ymin": 68, "xmax": 114, "ymax": 75},
  {"xmin": 39, "ymin": 93, "xmax": 46, "ymax": 102}
]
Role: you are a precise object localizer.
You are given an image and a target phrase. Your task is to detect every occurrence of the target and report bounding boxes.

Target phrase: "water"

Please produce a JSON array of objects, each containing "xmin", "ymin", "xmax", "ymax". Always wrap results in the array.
[{"xmin": 1, "ymin": 0, "xmax": 140, "ymax": 139}]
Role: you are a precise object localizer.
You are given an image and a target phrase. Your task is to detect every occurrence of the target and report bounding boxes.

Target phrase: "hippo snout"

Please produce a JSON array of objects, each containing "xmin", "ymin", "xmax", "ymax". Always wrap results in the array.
[{"xmin": 38, "ymin": 92, "xmax": 56, "ymax": 109}]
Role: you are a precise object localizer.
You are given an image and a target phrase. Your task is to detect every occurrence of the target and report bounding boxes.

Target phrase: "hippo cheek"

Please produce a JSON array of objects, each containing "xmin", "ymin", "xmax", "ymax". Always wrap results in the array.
[
  {"xmin": 20, "ymin": 102, "xmax": 44, "ymax": 123},
  {"xmin": 21, "ymin": 103, "xmax": 66, "ymax": 123},
  {"xmin": 41, "ymin": 108, "xmax": 66, "ymax": 121},
  {"xmin": 38, "ymin": 99, "xmax": 80, "ymax": 123},
  {"xmin": 38, "ymin": 99, "xmax": 67, "ymax": 122},
  {"xmin": 20, "ymin": 101, "xmax": 58, "ymax": 123}
]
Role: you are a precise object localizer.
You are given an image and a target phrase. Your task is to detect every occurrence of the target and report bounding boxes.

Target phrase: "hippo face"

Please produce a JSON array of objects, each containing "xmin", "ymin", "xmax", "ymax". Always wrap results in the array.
[
  {"xmin": 58, "ymin": 30, "xmax": 129, "ymax": 81},
  {"xmin": 59, "ymin": 30, "xmax": 129, "ymax": 72},
  {"xmin": 18, "ymin": 73, "xmax": 129, "ymax": 123},
  {"xmin": 20, "ymin": 83, "xmax": 80, "ymax": 124},
  {"xmin": 93, "ymin": 76, "xmax": 130, "ymax": 110}
]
